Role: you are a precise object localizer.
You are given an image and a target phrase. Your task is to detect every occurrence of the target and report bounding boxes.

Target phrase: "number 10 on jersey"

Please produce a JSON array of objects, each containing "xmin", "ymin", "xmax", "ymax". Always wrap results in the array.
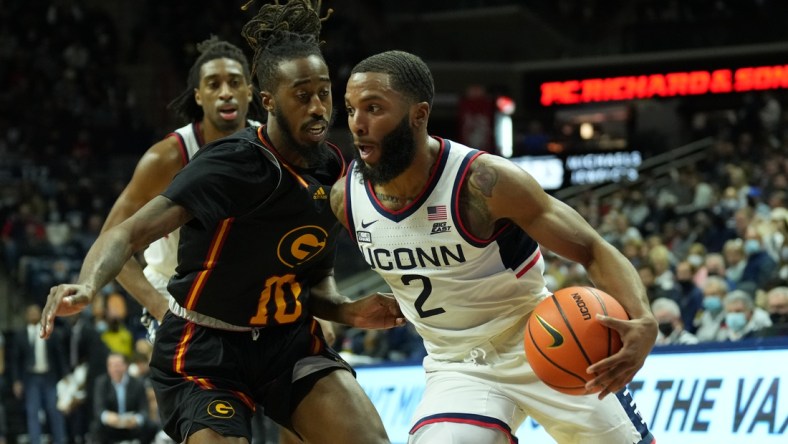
[{"xmin": 249, "ymin": 274, "xmax": 303, "ymax": 325}]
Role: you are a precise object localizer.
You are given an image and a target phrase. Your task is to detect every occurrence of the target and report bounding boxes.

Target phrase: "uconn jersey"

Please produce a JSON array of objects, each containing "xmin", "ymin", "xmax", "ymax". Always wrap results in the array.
[
  {"xmin": 345, "ymin": 138, "xmax": 550, "ymax": 361},
  {"xmin": 144, "ymin": 121, "xmax": 260, "ymax": 281}
]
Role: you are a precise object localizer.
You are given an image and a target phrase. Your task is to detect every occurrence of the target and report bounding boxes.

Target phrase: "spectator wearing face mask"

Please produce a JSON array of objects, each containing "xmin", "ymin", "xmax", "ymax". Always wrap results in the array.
[
  {"xmin": 637, "ymin": 262, "xmax": 680, "ymax": 305},
  {"xmin": 652, "ymin": 298, "xmax": 699, "ymax": 346},
  {"xmin": 703, "ymin": 253, "xmax": 733, "ymax": 288},
  {"xmin": 739, "ymin": 223, "xmax": 778, "ymax": 291},
  {"xmin": 755, "ymin": 286, "xmax": 788, "ymax": 338},
  {"xmin": 722, "ymin": 238, "xmax": 747, "ymax": 286},
  {"xmin": 717, "ymin": 290, "xmax": 772, "ymax": 341},
  {"xmin": 673, "ymin": 260, "xmax": 704, "ymax": 334},
  {"xmin": 695, "ymin": 276, "xmax": 729, "ymax": 342},
  {"xmin": 100, "ymin": 293, "xmax": 134, "ymax": 359},
  {"xmin": 686, "ymin": 243, "xmax": 707, "ymax": 287}
]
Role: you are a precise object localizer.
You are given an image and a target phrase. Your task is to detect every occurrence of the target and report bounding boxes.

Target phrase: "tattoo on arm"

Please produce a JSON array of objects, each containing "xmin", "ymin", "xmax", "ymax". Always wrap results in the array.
[
  {"xmin": 470, "ymin": 163, "xmax": 497, "ymax": 198},
  {"xmin": 460, "ymin": 162, "xmax": 499, "ymax": 237}
]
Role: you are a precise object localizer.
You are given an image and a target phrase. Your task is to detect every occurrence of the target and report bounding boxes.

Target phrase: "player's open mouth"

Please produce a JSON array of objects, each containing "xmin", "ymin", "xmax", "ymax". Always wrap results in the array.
[
  {"xmin": 358, "ymin": 143, "xmax": 376, "ymax": 160},
  {"xmin": 219, "ymin": 107, "xmax": 238, "ymax": 120},
  {"xmin": 305, "ymin": 123, "xmax": 327, "ymax": 141}
]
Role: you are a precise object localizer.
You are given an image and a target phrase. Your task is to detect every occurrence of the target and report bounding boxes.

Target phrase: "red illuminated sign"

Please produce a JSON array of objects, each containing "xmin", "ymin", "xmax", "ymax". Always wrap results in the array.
[{"xmin": 540, "ymin": 64, "xmax": 788, "ymax": 106}]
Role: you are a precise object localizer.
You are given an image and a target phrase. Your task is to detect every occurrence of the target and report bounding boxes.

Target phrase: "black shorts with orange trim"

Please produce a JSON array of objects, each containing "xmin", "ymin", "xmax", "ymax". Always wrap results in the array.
[{"xmin": 149, "ymin": 311, "xmax": 352, "ymax": 442}]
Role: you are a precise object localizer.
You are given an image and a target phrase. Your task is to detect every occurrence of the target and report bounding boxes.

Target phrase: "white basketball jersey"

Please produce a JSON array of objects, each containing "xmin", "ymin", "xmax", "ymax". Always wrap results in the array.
[
  {"xmin": 143, "ymin": 120, "xmax": 261, "ymax": 280},
  {"xmin": 345, "ymin": 138, "xmax": 549, "ymax": 361}
]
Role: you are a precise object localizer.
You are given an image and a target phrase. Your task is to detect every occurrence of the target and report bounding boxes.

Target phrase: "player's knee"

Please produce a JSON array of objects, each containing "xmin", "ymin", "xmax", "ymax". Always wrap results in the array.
[{"xmin": 408, "ymin": 422, "xmax": 511, "ymax": 444}]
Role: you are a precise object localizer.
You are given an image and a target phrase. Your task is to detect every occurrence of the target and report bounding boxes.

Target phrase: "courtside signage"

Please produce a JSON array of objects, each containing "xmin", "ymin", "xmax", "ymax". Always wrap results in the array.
[
  {"xmin": 356, "ymin": 347, "xmax": 788, "ymax": 443},
  {"xmin": 540, "ymin": 64, "xmax": 788, "ymax": 106},
  {"xmin": 630, "ymin": 348, "xmax": 787, "ymax": 443}
]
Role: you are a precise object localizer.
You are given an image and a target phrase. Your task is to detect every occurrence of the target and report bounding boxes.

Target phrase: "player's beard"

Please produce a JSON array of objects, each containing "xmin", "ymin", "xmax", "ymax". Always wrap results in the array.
[
  {"xmin": 354, "ymin": 114, "xmax": 416, "ymax": 186},
  {"xmin": 274, "ymin": 109, "xmax": 333, "ymax": 168}
]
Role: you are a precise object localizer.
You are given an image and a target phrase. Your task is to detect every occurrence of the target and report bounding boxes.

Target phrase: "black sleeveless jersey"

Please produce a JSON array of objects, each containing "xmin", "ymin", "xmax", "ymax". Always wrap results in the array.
[{"xmin": 162, "ymin": 126, "xmax": 346, "ymax": 327}]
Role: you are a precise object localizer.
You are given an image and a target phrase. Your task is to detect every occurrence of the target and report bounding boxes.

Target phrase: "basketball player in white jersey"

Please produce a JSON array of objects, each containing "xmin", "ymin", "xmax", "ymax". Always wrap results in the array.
[
  {"xmin": 100, "ymin": 36, "xmax": 261, "ymax": 332},
  {"xmin": 332, "ymin": 50, "xmax": 659, "ymax": 444}
]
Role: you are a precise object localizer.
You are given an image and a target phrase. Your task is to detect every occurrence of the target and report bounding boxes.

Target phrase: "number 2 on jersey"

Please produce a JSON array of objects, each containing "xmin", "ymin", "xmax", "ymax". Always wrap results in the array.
[
  {"xmin": 402, "ymin": 274, "xmax": 446, "ymax": 318},
  {"xmin": 250, "ymin": 274, "xmax": 302, "ymax": 325}
]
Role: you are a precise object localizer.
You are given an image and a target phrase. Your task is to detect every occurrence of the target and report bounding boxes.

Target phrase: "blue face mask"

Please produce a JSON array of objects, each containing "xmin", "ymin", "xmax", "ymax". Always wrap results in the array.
[
  {"xmin": 703, "ymin": 296, "xmax": 722, "ymax": 313},
  {"xmin": 725, "ymin": 312, "xmax": 747, "ymax": 332},
  {"xmin": 744, "ymin": 239, "xmax": 761, "ymax": 256}
]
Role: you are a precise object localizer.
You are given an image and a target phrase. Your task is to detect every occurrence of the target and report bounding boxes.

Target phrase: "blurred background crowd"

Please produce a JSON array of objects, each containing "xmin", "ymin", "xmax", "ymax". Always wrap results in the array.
[{"xmin": 1, "ymin": 0, "xmax": 787, "ymax": 443}]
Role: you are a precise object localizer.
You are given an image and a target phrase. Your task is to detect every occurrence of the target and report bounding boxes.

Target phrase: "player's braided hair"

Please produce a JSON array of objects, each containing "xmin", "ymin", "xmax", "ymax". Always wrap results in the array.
[
  {"xmin": 350, "ymin": 50, "xmax": 434, "ymax": 107},
  {"xmin": 240, "ymin": 0, "xmax": 332, "ymax": 91},
  {"xmin": 168, "ymin": 36, "xmax": 257, "ymax": 121}
]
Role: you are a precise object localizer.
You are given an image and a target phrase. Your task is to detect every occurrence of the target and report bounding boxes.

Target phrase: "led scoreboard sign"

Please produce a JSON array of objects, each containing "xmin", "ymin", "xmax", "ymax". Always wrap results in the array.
[{"xmin": 540, "ymin": 64, "xmax": 788, "ymax": 106}]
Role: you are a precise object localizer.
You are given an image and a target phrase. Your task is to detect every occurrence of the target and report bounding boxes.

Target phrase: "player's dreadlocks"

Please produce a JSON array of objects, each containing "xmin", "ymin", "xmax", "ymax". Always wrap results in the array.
[
  {"xmin": 240, "ymin": 0, "xmax": 332, "ymax": 92},
  {"xmin": 168, "ymin": 36, "xmax": 260, "ymax": 121},
  {"xmin": 351, "ymin": 50, "xmax": 435, "ymax": 108}
]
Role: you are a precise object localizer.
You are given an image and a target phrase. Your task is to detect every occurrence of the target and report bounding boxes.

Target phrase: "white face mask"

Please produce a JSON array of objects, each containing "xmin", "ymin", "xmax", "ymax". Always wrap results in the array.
[
  {"xmin": 744, "ymin": 239, "xmax": 761, "ymax": 256},
  {"xmin": 727, "ymin": 262, "xmax": 745, "ymax": 282},
  {"xmin": 722, "ymin": 198, "xmax": 739, "ymax": 210},
  {"xmin": 725, "ymin": 312, "xmax": 748, "ymax": 332},
  {"xmin": 687, "ymin": 254, "xmax": 704, "ymax": 268}
]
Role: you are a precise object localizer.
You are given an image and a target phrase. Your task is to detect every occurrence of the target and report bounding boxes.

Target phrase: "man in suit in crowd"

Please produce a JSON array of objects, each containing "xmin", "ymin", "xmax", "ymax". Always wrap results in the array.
[
  {"xmin": 92, "ymin": 352, "xmax": 156, "ymax": 444},
  {"xmin": 11, "ymin": 303, "xmax": 69, "ymax": 444}
]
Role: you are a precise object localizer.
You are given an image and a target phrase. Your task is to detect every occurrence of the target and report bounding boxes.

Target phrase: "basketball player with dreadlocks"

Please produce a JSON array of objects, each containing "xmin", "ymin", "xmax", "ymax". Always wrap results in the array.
[
  {"xmin": 100, "ymin": 36, "xmax": 262, "ymax": 336},
  {"xmin": 40, "ymin": 1, "xmax": 399, "ymax": 443}
]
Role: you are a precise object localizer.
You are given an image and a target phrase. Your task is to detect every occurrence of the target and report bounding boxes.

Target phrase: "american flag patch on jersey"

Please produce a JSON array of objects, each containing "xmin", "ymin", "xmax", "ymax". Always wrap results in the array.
[{"xmin": 427, "ymin": 205, "xmax": 447, "ymax": 221}]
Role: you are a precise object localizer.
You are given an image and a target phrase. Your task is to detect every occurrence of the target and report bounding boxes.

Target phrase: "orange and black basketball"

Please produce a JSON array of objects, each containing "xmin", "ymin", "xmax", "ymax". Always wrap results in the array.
[{"xmin": 524, "ymin": 286, "xmax": 628, "ymax": 395}]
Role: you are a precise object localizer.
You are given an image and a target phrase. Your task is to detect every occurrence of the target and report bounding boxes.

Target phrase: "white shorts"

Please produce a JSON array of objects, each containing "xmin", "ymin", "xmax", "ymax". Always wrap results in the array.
[
  {"xmin": 410, "ymin": 319, "xmax": 654, "ymax": 444},
  {"xmin": 142, "ymin": 267, "xmax": 174, "ymax": 299}
]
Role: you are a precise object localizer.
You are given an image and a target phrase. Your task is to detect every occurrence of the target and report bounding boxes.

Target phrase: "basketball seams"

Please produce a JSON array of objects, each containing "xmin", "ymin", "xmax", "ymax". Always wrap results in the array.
[
  {"xmin": 524, "ymin": 286, "xmax": 625, "ymax": 395},
  {"xmin": 584, "ymin": 286, "xmax": 614, "ymax": 357},
  {"xmin": 525, "ymin": 311, "xmax": 588, "ymax": 389},
  {"xmin": 551, "ymin": 294, "xmax": 594, "ymax": 367}
]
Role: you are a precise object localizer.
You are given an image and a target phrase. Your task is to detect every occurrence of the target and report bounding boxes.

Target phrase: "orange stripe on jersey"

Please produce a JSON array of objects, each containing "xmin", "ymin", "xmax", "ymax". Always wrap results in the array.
[
  {"xmin": 326, "ymin": 143, "xmax": 347, "ymax": 179},
  {"xmin": 173, "ymin": 322, "xmax": 212, "ymax": 388},
  {"xmin": 281, "ymin": 162, "xmax": 310, "ymax": 188},
  {"xmin": 310, "ymin": 318, "xmax": 323, "ymax": 354},
  {"xmin": 175, "ymin": 324, "xmax": 252, "ymax": 410},
  {"xmin": 173, "ymin": 320, "xmax": 195, "ymax": 375},
  {"xmin": 184, "ymin": 217, "xmax": 234, "ymax": 309},
  {"xmin": 256, "ymin": 126, "xmax": 310, "ymax": 189},
  {"xmin": 173, "ymin": 322, "xmax": 215, "ymax": 390},
  {"xmin": 231, "ymin": 390, "xmax": 256, "ymax": 410}
]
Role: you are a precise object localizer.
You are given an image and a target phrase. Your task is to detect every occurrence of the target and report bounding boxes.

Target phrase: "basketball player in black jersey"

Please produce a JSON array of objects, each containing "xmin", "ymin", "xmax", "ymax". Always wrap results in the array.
[
  {"xmin": 40, "ymin": 2, "xmax": 402, "ymax": 443},
  {"xmin": 99, "ymin": 34, "xmax": 316, "ymax": 444}
]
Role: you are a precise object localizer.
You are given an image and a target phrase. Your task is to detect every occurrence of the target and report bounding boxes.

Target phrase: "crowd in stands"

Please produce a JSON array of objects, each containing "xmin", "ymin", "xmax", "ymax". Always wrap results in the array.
[{"xmin": 1, "ymin": 1, "xmax": 787, "ymax": 443}]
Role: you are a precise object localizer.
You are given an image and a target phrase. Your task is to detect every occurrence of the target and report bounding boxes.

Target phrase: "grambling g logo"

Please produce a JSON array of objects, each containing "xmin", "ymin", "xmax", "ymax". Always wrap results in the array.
[
  {"xmin": 277, "ymin": 225, "xmax": 328, "ymax": 268},
  {"xmin": 534, "ymin": 314, "xmax": 564, "ymax": 348},
  {"xmin": 207, "ymin": 400, "xmax": 235, "ymax": 419}
]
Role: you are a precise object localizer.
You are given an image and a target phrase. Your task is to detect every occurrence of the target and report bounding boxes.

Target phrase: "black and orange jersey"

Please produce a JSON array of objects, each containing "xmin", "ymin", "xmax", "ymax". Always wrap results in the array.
[{"xmin": 162, "ymin": 126, "xmax": 346, "ymax": 327}]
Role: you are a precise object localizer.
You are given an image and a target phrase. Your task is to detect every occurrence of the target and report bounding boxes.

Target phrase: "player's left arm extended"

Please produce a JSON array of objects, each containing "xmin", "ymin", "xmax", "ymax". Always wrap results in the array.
[
  {"xmin": 309, "ymin": 268, "xmax": 405, "ymax": 330},
  {"xmin": 474, "ymin": 154, "xmax": 656, "ymax": 398},
  {"xmin": 41, "ymin": 196, "xmax": 192, "ymax": 338}
]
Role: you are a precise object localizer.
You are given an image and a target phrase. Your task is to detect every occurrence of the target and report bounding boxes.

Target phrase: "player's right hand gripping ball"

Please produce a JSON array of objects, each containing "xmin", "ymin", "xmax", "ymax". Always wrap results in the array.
[{"xmin": 524, "ymin": 286, "xmax": 628, "ymax": 395}]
